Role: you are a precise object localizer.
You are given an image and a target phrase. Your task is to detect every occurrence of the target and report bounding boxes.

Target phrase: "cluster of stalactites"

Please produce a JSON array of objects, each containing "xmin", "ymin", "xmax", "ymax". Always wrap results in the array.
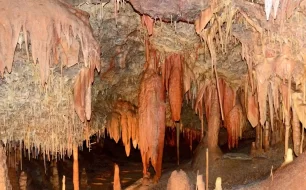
[
  {"xmin": 106, "ymin": 100, "xmax": 139, "ymax": 157},
  {"xmin": 145, "ymin": 40, "xmax": 184, "ymax": 123},
  {"xmin": 264, "ymin": 0, "xmax": 300, "ymax": 21},
  {"xmin": 194, "ymin": 78, "xmax": 245, "ymax": 149},
  {"xmin": 182, "ymin": 127, "xmax": 202, "ymax": 152},
  {"xmin": 241, "ymin": 37, "xmax": 306, "ymax": 155},
  {"xmin": 0, "ymin": 0, "xmax": 101, "ymax": 122}
]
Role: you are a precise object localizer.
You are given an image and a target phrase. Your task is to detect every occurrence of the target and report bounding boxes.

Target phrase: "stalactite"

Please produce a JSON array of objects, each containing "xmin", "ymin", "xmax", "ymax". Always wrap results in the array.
[
  {"xmin": 142, "ymin": 15, "xmax": 154, "ymax": 36},
  {"xmin": 182, "ymin": 63, "xmax": 195, "ymax": 96},
  {"xmin": 215, "ymin": 67, "xmax": 224, "ymax": 120},
  {"xmin": 292, "ymin": 108, "xmax": 301, "ymax": 156},
  {"xmin": 74, "ymin": 67, "xmax": 93, "ymax": 123},
  {"xmin": 195, "ymin": 7, "xmax": 213, "ymax": 34},
  {"xmin": 195, "ymin": 80, "xmax": 209, "ymax": 119},
  {"xmin": 255, "ymin": 62, "xmax": 271, "ymax": 126},
  {"xmin": 268, "ymin": 83, "xmax": 274, "ymax": 131},
  {"xmin": 225, "ymin": 103, "xmax": 244, "ymax": 149},
  {"xmin": 131, "ymin": 114, "xmax": 139, "ymax": 149},
  {"xmin": 105, "ymin": 101, "xmax": 138, "ymax": 156},
  {"xmin": 107, "ymin": 112, "xmax": 121, "ymax": 143},
  {"xmin": 162, "ymin": 54, "xmax": 184, "ymax": 122}
]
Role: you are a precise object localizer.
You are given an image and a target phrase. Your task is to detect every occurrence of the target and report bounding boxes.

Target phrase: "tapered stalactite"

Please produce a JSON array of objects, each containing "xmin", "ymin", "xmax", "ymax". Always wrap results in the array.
[
  {"xmin": 292, "ymin": 108, "xmax": 301, "ymax": 156},
  {"xmin": 0, "ymin": 146, "xmax": 12, "ymax": 190},
  {"xmin": 73, "ymin": 145, "xmax": 79, "ymax": 190}
]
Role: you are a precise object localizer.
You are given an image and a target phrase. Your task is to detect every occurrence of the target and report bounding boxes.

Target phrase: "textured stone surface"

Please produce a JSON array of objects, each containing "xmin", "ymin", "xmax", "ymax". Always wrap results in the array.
[{"xmin": 129, "ymin": 0, "xmax": 209, "ymax": 22}]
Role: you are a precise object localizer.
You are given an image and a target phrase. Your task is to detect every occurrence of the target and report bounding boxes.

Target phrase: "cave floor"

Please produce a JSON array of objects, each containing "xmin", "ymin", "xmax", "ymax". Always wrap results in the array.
[
  {"xmin": 9, "ymin": 135, "xmax": 287, "ymax": 190},
  {"xmin": 140, "ymin": 139, "xmax": 285, "ymax": 190}
]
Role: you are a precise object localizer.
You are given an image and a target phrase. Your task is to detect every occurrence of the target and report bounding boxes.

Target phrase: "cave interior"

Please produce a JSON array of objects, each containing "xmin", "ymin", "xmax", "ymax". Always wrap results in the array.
[{"xmin": 1, "ymin": 0, "xmax": 306, "ymax": 189}]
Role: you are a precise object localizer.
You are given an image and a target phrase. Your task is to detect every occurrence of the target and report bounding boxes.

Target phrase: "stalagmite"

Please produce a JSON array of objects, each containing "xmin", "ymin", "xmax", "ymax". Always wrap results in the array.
[
  {"xmin": 50, "ymin": 160, "xmax": 60, "ymax": 190},
  {"xmin": 0, "ymin": 146, "xmax": 12, "ymax": 190},
  {"xmin": 196, "ymin": 171, "xmax": 205, "ymax": 190},
  {"xmin": 176, "ymin": 123, "xmax": 180, "ymax": 165},
  {"xmin": 301, "ymin": 127, "xmax": 304, "ymax": 154},
  {"xmin": 282, "ymin": 148, "xmax": 293, "ymax": 167},
  {"xmin": 292, "ymin": 108, "xmax": 301, "ymax": 156},
  {"xmin": 256, "ymin": 124, "xmax": 262, "ymax": 150},
  {"xmin": 284, "ymin": 115, "xmax": 290, "ymax": 157},
  {"xmin": 167, "ymin": 170, "xmax": 192, "ymax": 190},
  {"xmin": 62, "ymin": 176, "xmax": 66, "ymax": 190},
  {"xmin": 80, "ymin": 168, "xmax": 88, "ymax": 189},
  {"xmin": 206, "ymin": 148, "xmax": 209, "ymax": 190},
  {"xmin": 113, "ymin": 164, "xmax": 121, "ymax": 190},
  {"xmin": 73, "ymin": 145, "xmax": 79, "ymax": 190},
  {"xmin": 263, "ymin": 122, "xmax": 270, "ymax": 151},
  {"xmin": 214, "ymin": 177, "xmax": 222, "ymax": 190},
  {"xmin": 19, "ymin": 171, "xmax": 27, "ymax": 190}
]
